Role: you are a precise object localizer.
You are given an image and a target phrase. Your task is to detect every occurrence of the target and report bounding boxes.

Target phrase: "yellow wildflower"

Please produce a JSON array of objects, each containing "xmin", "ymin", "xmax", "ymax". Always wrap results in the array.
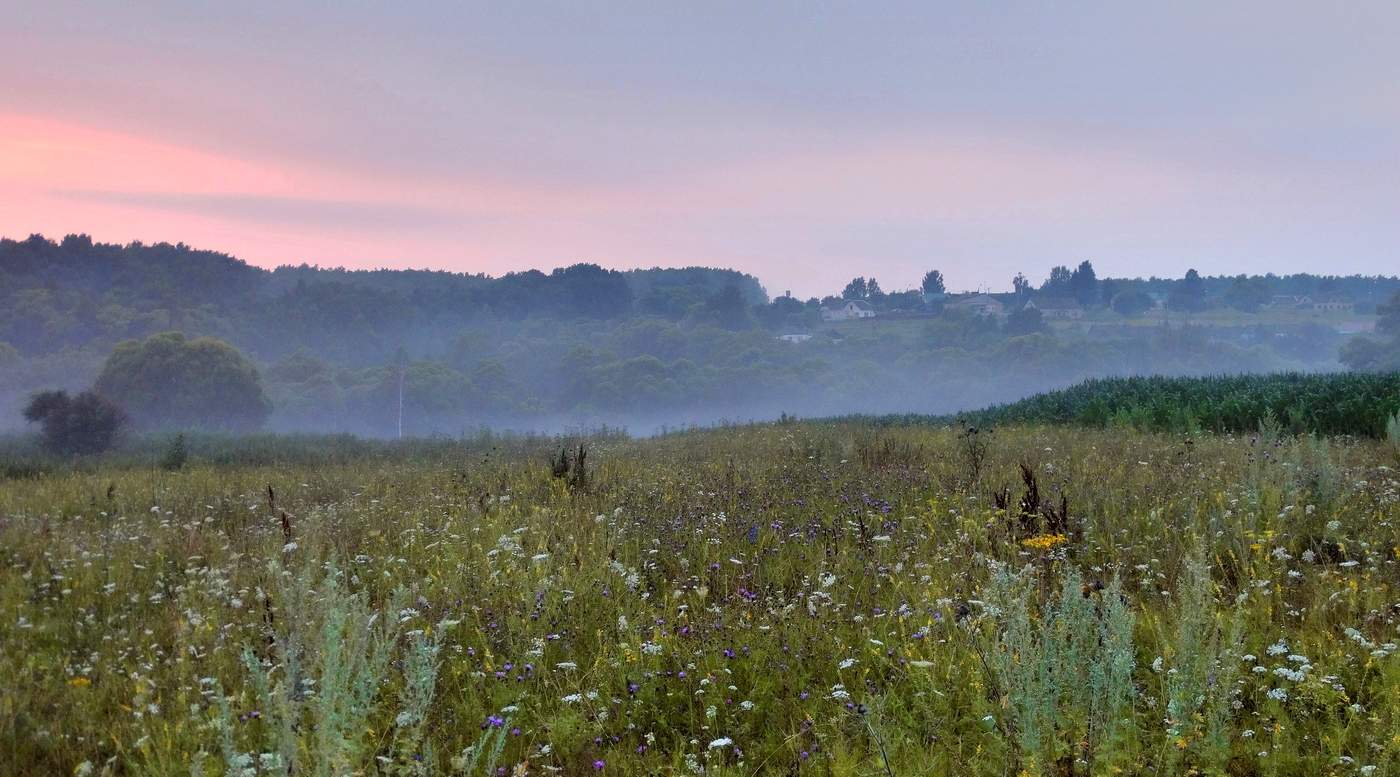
[{"xmin": 1020, "ymin": 533, "xmax": 1068, "ymax": 551}]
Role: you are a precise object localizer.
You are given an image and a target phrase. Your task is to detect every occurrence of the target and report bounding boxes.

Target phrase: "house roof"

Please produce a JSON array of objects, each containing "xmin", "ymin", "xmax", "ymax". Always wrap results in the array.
[
  {"xmin": 824, "ymin": 298, "xmax": 874, "ymax": 310},
  {"xmin": 1032, "ymin": 297, "xmax": 1082, "ymax": 310},
  {"xmin": 947, "ymin": 293, "xmax": 999, "ymax": 303}
]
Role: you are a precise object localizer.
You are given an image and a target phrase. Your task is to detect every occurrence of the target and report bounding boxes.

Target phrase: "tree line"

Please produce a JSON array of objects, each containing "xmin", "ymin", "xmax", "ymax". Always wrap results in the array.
[{"xmin": 5, "ymin": 234, "xmax": 1400, "ymax": 447}]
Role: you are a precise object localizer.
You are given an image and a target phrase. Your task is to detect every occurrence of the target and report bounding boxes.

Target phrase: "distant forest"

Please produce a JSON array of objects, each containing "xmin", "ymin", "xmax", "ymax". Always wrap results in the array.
[{"xmin": 3, "ymin": 233, "xmax": 1398, "ymax": 435}]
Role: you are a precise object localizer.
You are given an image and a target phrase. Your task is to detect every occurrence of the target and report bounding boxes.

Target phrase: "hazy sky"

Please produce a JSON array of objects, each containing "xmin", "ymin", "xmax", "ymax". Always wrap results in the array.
[{"xmin": 2, "ymin": 2, "xmax": 1397, "ymax": 297}]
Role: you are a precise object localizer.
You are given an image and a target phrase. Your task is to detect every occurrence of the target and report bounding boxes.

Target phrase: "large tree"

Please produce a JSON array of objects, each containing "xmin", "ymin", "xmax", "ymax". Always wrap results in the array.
[
  {"xmin": 1224, "ymin": 276, "xmax": 1272, "ymax": 313},
  {"xmin": 1167, "ymin": 269, "xmax": 1208, "ymax": 313},
  {"xmin": 1111, "ymin": 290, "xmax": 1154, "ymax": 318},
  {"xmin": 1069, "ymin": 260, "xmax": 1098, "ymax": 306},
  {"xmin": 1041, "ymin": 265, "xmax": 1073, "ymax": 296},
  {"xmin": 94, "ymin": 332, "xmax": 272, "ymax": 431},
  {"xmin": 921, "ymin": 270, "xmax": 946, "ymax": 296}
]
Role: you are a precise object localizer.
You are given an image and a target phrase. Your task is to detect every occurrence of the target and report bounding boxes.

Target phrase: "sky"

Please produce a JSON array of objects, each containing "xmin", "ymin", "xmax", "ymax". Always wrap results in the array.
[{"xmin": 2, "ymin": 2, "xmax": 1397, "ymax": 298}]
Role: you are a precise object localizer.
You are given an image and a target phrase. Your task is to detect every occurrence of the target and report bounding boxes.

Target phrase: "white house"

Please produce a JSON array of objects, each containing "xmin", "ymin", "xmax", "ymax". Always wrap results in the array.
[
  {"xmin": 776, "ymin": 333, "xmax": 813, "ymax": 343},
  {"xmin": 821, "ymin": 299, "xmax": 876, "ymax": 321}
]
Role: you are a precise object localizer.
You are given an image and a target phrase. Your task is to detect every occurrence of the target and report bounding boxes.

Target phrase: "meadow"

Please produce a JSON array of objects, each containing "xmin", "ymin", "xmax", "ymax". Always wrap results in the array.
[{"xmin": 3, "ymin": 419, "xmax": 1400, "ymax": 776}]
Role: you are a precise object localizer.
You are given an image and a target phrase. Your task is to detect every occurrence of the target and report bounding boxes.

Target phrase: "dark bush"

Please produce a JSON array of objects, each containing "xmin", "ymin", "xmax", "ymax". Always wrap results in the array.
[{"xmin": 22, "ymin": 390, "xmax": 127, "ymax": 455}]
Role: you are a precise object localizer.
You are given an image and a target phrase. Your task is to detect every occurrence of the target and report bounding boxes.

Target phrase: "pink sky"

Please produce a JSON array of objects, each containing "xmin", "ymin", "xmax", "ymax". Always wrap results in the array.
[{"xmin": 3, "ymin": 3, "xmax": 1398, "ymax": 297}]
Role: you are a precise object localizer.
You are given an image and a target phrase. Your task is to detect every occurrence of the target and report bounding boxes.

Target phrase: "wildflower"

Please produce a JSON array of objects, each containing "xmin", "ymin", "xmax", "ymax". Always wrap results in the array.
[
  {"xmin": 1020, "ymin": 533, "xmax": 1068, "ymax": 551},
  {"xmin": 68, "ymin": 677, "xmax": 91, "ymax": 688},
  {"xmin": 708, "ymin": 737, "xmax": 733, "ymax": 749},
  {"xmin": 593, "ymin": 760, "xmax": 605, "ymax": 770}
]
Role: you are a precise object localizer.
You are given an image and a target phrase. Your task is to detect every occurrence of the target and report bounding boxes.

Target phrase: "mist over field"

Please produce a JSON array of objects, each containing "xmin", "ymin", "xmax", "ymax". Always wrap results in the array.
[{"xmin": 2, "ymin": 234, "xmax": 1397, "ymax": 439}]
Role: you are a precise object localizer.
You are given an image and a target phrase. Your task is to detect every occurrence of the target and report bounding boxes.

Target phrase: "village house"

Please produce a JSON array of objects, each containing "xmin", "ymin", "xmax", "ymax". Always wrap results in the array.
[
  {"xmin": 944, "ymin": 293, "xmax": 1006, "ymax": 319},
  {"xmin": 1026, "ymin": 298, "xmax": 1084, "ymax": 320},
  {"xmin": 820, "ymin": 299, "xmax": 876, "ymax": 321},
  {"xmin": 776, "ymin": 333, "xmax": 813, "ymax": 343},
  {"xmin": 1268, "ymin": 294, "xmax": 1313, "ymax": 309},
  {"xmin": 1310, "ymin": 298, "xmax": 1355, "ymax": 313}
]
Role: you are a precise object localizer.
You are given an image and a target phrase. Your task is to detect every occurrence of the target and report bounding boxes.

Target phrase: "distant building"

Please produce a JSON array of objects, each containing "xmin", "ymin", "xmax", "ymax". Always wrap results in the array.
[
  {"xmin": 1311, "ymin": 298, "xmax": 1355, "ymax": 313},
  {"xmin": 921, "ymin": 290, "xmax": 947, "ymax": 306},
  {"xmin": 821, "ymin": 299, "xmax": 876, "ymax": 321},
  {"xmin": 1269, "ymin": 294, "xmax": 1313, "ymax": 309},
  {"xmin": 944, "ymin": 293, "xmax": 1006, "ymax": 319},
  {"xmin": 776, "ymin": 333, "xmax": 813, "ymax": 343},
  {"xmin": 1027, "ymin": 298, "xmax": 1084, "ymax": 320}
]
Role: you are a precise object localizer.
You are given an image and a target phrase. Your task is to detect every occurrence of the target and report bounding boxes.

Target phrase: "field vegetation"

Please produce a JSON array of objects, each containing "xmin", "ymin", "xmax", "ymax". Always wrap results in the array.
[
  {"xmin": 863, "ymin": 373, "xmax": 1400, "ymax": 439},
  {"xmin": 3, "ymin": 418, "xmax": 1399, "ymax": 775}
]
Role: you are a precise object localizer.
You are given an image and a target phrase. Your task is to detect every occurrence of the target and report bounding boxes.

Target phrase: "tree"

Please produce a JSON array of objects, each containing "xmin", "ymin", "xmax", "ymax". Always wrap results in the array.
[
  {"xmin": 1340, "ymin": 290, "xmax": 1400, "ymax": 371},
  {"xmin": 94, "ymin": 332, "xmax": 272, "ymax": 431},
  {"xmin": 23, "ymin": 390, "xmax": 127, "ymax": 455},
  {"xmin": 1041, "ymin": 265, "xmax": 1073, "ymax": 296},
  {"xmin": 921, "ymin": 270, "xmax": 946, "ymax": 296},
  {"xmin": 1098, "ymin": 279, "xmax": 1120, "ymax": 307},
  {"xmin": 842, "ymin": 277, "xmax": 868, "ymax": 300},
  {"xmin": 1012, "ymin": 273, "xmax": 1032, "ymax": 300},
  {"xmin": 1003, "ymin": 306, "xmax": 1045, "ymax": 336},
  {"xmin": 1223, "ymin": 276, "xmax": 1271, "ymax": 313},
  {"xmin": 1167, "ymin": 269, "xmax": 1207, "ymax": 313},
  {"xmin": 700, "ymin": 283, "xmax": 753, "ymax": 330},
  {"xmin": 1069, "ymin": 260, "xmax": 1098, "ymax": 306},
  {"xmin": 1111, "ymin": 290, "xmax": 1154, "ymax": 318}
]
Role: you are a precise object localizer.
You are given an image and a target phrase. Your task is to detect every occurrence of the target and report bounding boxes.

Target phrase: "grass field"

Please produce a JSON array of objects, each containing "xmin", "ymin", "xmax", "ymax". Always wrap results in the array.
[{"xmin": 3, "ymin": 421, "xmax": 1400, "ymax": 775}]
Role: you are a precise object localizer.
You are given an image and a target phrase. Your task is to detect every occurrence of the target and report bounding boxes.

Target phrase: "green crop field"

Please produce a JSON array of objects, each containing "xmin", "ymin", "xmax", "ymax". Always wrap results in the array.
[
  {"xmin": 860, "ymin": 373, "xmax": 1400, "ymax": 439},
  {"xmin": 3, "ymin": 413, "xmax": 1400, "ymax": 776}
]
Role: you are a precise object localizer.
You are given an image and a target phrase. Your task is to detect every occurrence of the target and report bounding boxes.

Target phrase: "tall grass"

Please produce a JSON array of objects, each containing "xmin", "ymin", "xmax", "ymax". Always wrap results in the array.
[{"xmin": 1, "ymin": 422, "xmax": 1397, "ymax": 775}]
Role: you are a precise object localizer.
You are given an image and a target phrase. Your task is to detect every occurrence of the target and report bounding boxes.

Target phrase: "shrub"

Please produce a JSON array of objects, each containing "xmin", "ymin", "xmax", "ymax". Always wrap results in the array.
[
  {"xmin": 159, "ymin": 433, "xmax": 188, "ymax": 471},
  {"xmin": 22, "ymin": 389, "xmax": 127, "ymax": 455},
  {"xmin": 982, "ymin": 564, "xmax": 1137, "ymax": 772}
]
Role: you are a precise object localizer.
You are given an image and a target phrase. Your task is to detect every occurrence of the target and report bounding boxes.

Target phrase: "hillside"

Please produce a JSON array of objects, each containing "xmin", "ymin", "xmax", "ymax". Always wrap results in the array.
[{"xmin": 4, "ymin": 233, "xmax": 1399, "ymax": 436}]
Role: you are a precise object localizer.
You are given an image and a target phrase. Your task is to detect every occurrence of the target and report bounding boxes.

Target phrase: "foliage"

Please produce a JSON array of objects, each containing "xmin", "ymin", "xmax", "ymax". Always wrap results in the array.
[
  {"xmin": 921, "ymin": 269, "xmax": 946, "ymax": 295},
  {"xmin": 1110, "ymin": 290, "xmax": 1154, "ymax": 317},
  {"xmin": 1341, "ymin": 290, "xmax": 1400, "ymax": 371},
  {"xmin": 159, "ymin": 433, "xmax": 188, "ymax": 471},
  {"xmin": 3, "ymin": 423, "xmax": 1398, "ymax": 776},
  {"xmin": 1167, "ymin": 269, "xmax": 1207, "ymax": 312},
  {"xmin": 938, "ymin": 372, "xmax": 1400, "ymax": 438},
  {"xmin": 21, "ymin": 389, "xmax": 126, "ymax": 455},
  {"xmin": 982, "ymin": 565, "xmax": 1136, "ymax": 772},
  {"xmin": 5, "ymin": 233, "xmax": 1400, "ymax": 434},
  {"xmin": 94, "ymin": 332, "xmax": 272, "ymax": 432},
  {"xmin": 1069, "ymin": 260, "xmax": 1098, "ymax": 306}
]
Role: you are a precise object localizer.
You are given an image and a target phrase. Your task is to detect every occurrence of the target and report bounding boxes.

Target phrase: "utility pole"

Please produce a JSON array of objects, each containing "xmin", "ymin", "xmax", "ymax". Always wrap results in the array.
[{"xmin": 394, "ymin": 345, "xmax": 407, "ymax": 440}]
